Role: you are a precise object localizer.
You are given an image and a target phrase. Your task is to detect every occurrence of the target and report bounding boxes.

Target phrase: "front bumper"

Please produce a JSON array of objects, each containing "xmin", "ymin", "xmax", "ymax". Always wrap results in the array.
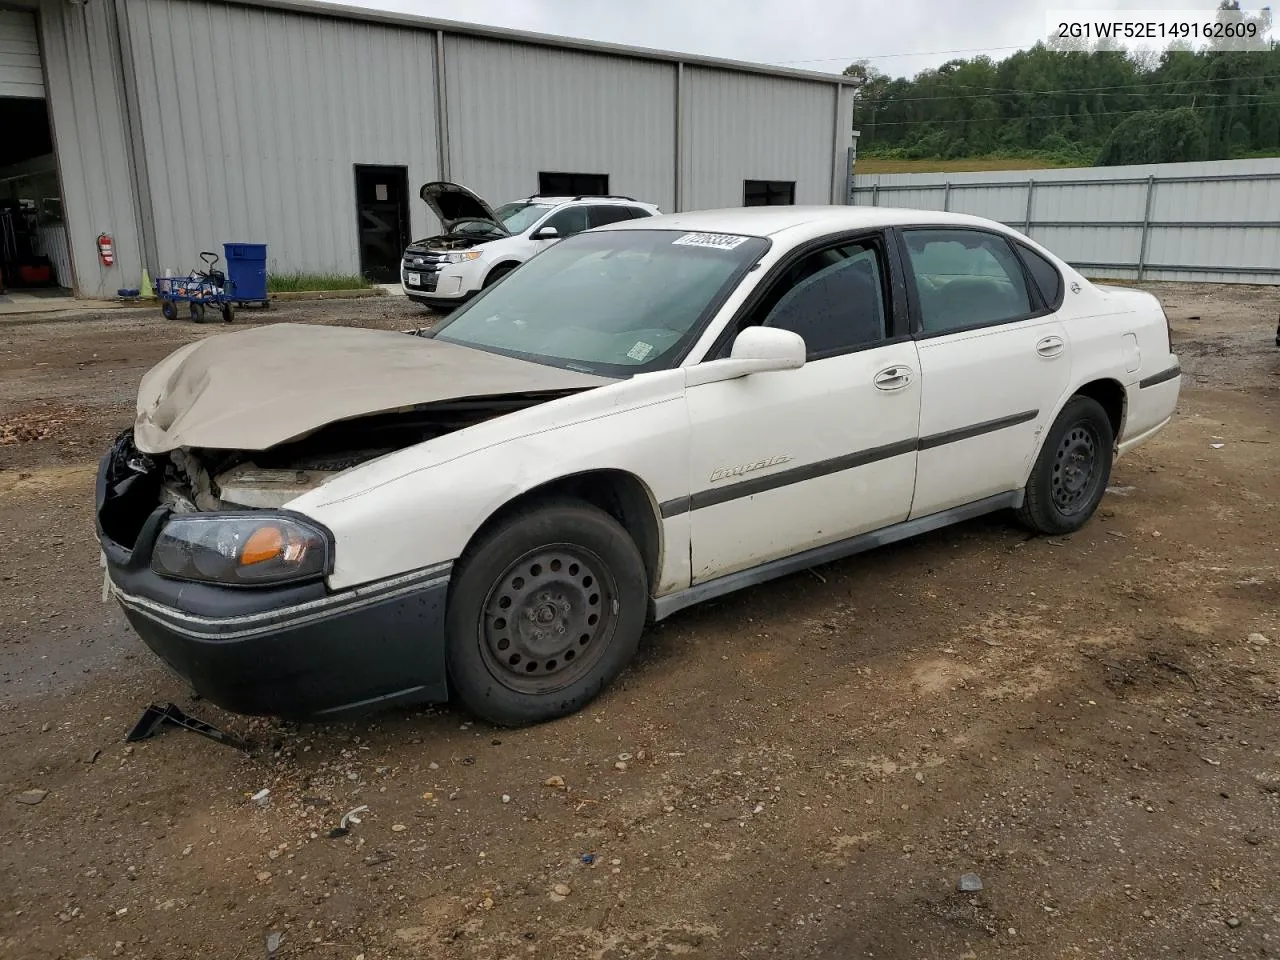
[{"xmin": 96, "ymin": 448, "xmax": 452, "ymax": 720}]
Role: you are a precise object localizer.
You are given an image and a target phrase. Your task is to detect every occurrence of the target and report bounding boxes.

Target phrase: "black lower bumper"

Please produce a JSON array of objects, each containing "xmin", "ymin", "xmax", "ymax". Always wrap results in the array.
[
  {"xmin": 95, "ymin": 436, "xmax": 453, "ymax": 720},
  {"xmin": 112, "ymin": 564, "xmax": 452, "ymax": 720}
]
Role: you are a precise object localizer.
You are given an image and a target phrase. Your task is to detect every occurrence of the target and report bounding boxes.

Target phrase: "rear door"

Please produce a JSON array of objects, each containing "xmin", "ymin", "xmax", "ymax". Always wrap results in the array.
[
  {"xmin": 683, "ymin": 232, "xmax": 921, "ymax": 582},
  {"xmin": 897, "ymin": 226, "xmax": 1070, "ymax": 518}
]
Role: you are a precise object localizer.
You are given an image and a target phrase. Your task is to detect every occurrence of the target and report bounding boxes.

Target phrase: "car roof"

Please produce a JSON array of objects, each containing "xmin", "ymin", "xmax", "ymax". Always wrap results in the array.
[
  {"xmin": 520, "ymin": 196, "xmax": 655, "ymax": 207},
  {"xmin": 602, "ymin": 205, "xmax": 1016, "ymax": 242}
]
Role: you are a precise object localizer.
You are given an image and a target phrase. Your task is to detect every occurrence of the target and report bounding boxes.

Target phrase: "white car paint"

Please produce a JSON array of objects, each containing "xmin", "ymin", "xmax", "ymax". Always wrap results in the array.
[{"xmin": 288, "ymin": 206, "xmax": 1179, "ymax": 605}]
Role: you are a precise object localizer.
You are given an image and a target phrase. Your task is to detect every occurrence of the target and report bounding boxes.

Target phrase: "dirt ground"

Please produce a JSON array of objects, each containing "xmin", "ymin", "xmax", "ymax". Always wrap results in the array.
[{"xmin": 1, "ymin": 286, "xmax": 1278, "ymax": 960}]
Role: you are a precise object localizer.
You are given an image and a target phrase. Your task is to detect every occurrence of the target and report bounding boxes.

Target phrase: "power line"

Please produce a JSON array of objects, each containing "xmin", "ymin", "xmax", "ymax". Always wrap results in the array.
[
  {"xmin": 867, "ymin": 99, "xmax": 1270, "ymax": 127},
  {"xmin": 777, "ymin": 43, "xmax": 1035, "ymax": 65},
  {"xmin": 778, "ymin": 33, "xmax": 1277, "ymax": 66},
  {"xmin": 857, "ymin": 72, "xmax": 1280, "ymax": 105}
]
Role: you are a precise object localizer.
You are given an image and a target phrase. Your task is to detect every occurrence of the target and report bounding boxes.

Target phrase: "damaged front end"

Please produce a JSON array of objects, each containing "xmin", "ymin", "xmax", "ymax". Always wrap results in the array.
[{"xmin": 97, "ymin": 393, "xmax": 580, "ymax": 554}]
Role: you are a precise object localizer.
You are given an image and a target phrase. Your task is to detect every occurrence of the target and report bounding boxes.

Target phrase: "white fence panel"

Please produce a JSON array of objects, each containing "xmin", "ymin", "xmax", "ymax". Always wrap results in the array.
[{"xmin": 851, "ymin": 158, "xmax": 1280, "ymax": 284}]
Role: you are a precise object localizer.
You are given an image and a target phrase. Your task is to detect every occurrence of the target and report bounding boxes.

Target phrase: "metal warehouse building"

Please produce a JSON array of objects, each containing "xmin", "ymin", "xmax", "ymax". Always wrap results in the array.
[{"xmin": 0, "ymin": 0, "xmax": 856, "ymax": 299}]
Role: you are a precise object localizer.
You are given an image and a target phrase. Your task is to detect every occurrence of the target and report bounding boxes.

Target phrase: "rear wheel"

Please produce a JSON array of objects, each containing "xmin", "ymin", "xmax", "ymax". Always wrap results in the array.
[
  {"xmin": 1017, "ymin": 395, "xmax": 1114, "ymax": 535},
  {"xmin": 160, "ymin": 300, "xmax": 178, "ymax": 322},
  {"xmin": 189, "ymin": 302, "xmax": 208, "ymax": 324},
  {"xmin": 445, "ymin": 499, "xmax": 647, "ymax": 727}
]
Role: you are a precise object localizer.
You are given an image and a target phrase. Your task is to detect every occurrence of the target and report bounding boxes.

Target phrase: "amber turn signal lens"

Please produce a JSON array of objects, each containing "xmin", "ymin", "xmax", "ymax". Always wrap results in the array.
[{"xmin": 241, "ymin": 526, "xmax": 286, "ymax": 566}]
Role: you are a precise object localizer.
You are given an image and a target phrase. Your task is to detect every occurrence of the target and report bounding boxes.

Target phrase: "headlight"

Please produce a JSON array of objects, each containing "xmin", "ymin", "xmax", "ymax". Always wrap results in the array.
[
  {"xmin": 151, "ymin": 514, "xmax": 331, "ymax": 586},
  {"xmin": 442, "ymin": 251, "xmax": 481, "ymax": 264}
]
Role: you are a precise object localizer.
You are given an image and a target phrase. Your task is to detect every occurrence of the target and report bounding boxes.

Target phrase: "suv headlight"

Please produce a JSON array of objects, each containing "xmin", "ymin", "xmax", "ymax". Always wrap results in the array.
[
  {"xmin": 442, "ymin": 251, "xmax": 481, "ymax": 264},
  {"xmin": 152, "ymin": 514, "xmax": 331, "ymax": 586}
]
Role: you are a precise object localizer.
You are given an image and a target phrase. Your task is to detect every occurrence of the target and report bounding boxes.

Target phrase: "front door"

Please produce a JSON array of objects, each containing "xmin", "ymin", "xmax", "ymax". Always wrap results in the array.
[
  {"xmin": 684, "ymin": 233, "xmax": 921, "ymax": 583},
  {"xmin": 898, "ymin": 226, "xmax": 1071, "ymax": 518},
  {"xmin": 354, "ymin": 165, "xmax": 410, "ymax": 283}
]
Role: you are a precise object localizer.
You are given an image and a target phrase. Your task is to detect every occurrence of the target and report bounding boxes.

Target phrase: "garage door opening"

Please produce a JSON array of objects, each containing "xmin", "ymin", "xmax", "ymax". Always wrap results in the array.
[{"xmin": 0, "ymin": 9, "xmax": 72, "ymax": 307}]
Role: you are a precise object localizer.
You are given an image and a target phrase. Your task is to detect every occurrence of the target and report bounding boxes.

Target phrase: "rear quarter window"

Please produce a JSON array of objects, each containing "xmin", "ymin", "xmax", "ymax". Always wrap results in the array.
[{"xmin": 1016, "ymin": 242, "xmax": 1064, "ymax": 309}]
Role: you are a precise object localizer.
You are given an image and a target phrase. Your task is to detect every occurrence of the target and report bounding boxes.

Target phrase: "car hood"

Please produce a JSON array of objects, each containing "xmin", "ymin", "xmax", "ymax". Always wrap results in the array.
[
  {"xmin": 420, "ymin": 180, "xmax": 509, "ymax": 236},
  {"xmin": 132, "ymin": 323, "xmax": 612, "ymax": 454}
]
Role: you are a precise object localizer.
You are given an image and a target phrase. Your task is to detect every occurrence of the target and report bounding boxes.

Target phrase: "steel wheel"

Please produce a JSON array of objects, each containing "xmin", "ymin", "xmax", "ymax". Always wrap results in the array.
[
  {"xmin": 1050, "ymin": 422, "xmax": 1102, "ymax": 515},
  {"xmin": 478, "ymin": 544, "xmax": 618, "ymax": 695}
]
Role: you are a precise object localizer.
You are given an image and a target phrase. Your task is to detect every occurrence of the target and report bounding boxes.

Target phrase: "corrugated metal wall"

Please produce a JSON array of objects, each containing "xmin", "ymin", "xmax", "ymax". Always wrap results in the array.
[
  {"xmin": 446, "ymin": 36, "xmax": 677, "ymax": 212},
  {"xmin": 851, "ymin": 158, "xmax": 1280, "ymax": 285},
  {"xmin": 682, "ymin": 66, "xmax": 836, "ymax": 210},
  {"xmin": 119, "ymin": 0, "xmax": 441, "ymax": 277},
  {"xmin": 0, "ymin": 8, "xmax": 43, "ymax": 97},
  {"xmin": 34, "ymin": 0, "xmax": 850, "ymax": 292},
  {"xmin": 38, "ymin": 0, "xmax": 144, "ymax": 297}
]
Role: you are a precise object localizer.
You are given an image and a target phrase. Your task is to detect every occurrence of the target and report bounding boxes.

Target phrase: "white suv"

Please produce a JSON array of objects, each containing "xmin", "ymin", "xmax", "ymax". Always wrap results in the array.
[{"xmin": 401, "ymin": 181, "xmax": 661, "ymax": 310}]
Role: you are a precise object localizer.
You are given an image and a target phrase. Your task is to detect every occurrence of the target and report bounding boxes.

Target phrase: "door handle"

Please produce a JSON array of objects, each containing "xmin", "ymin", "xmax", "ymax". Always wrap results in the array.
[
  {"xmin": 1036, "ymin": 335, "xmax": 1065, "ymax": 358},
  {"xmin": 874, "ymin": 366, "xmax": 913, "ymax": 391}
]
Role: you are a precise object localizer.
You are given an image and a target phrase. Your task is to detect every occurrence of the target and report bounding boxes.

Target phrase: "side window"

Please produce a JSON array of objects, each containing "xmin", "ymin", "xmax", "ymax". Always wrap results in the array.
[
  {"xmin": 1016, "ymin": 242, "xmax": 1064, "ymax": 309},
  {"xmin": 540, "ymin": 206, "xmax": 589, "ymax": 237},
  {"xmin": 587, "ymin": 205, "xmax": 636, "ymax": 228},
  {"xmin": 751, "ymin": 239, "xmax": 888, "ymax": 360},
  {"xmin": 903, "ymin": 229, "xmax": 1033, "ymax": 335},
  {"xmin": 626, "ymin": 206, "xmax": 655, "ymax": 219}
]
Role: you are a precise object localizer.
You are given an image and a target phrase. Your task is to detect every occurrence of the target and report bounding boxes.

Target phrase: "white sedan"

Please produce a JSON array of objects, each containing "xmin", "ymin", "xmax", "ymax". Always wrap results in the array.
[{"xmin": 95, "ymin": 206, "xmax": 1181, "ymax": 726}]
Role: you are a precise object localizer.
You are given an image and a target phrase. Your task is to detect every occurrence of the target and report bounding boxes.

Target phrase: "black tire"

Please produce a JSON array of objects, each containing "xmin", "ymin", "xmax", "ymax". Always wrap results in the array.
[
  {"xmin": 483, "ymin": 264, "xmax": 516, "ymax": 288},
  {"xmin": 160, "ymin": 300, "xmax": 178, "ymax": 322},
  {"xmin": 1017, "ymin": 395, "xmax": 1115, "ymax": 535},
  {"xmin": 189, "ymin": 302, "xmax": 208, "ymax": 324},
  {"xmin": 221, "ymin": 303, "xmax": 235, "ymax": 323},
  {"xmin": 445, "ymin": 499, "xmax": 648, "ymax": 727}
]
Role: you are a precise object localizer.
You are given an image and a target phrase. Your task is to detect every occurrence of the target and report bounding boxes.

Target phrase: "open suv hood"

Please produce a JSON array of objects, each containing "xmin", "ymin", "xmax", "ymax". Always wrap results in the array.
[
  {"xmin": 420, "ymin": 181, "xmax": 509, "ymax": 236},
  {"xmin": 132, "ymin": 323, "xmax": 611, "ymax": 454}
]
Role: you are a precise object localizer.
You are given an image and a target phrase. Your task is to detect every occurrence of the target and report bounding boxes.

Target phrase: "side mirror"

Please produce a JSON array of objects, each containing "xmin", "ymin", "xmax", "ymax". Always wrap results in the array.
[
  {"xmin": 531, "ymin": 226, "xmax": 560, "ymax": 241},
  {"xmin": 686, "ymin": 327, "xmax": 806, "ymax": 386}
]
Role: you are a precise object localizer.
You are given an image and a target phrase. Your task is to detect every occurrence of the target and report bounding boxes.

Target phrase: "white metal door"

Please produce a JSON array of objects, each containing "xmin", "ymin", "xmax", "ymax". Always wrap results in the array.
[{"xmin": 0, "ymin": 11, "xmax": 44, "ymax": 99}]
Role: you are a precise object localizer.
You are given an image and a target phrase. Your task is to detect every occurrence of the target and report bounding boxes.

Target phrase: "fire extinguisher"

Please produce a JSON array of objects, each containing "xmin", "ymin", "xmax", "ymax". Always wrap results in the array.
[{"xmin": 97, "ymin": 233, "xmax": 115, "ymax": 267}]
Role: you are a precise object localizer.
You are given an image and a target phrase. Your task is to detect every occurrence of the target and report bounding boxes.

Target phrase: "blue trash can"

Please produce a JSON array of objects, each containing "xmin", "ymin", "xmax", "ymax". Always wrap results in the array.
[{"xmin": 223, "ymin": 243, "xmax": 268, "ymax": 305}]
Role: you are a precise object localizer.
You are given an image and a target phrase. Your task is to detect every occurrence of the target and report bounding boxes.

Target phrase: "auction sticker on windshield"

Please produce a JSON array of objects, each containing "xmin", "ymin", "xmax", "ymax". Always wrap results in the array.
[{"xmin": 672, "ymin": 233, "xmax": 750, "ymax": 250}]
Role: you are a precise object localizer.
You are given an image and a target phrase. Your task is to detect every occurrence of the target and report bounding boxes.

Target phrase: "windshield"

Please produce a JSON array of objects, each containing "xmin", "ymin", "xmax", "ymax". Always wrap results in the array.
[
  {"xmin": 497, "ymin": 202, "xmax": 553, "ymax": 233},
  {"xmin": 430, "ymin": 229, "xmax": 769, "ymax": 377}
]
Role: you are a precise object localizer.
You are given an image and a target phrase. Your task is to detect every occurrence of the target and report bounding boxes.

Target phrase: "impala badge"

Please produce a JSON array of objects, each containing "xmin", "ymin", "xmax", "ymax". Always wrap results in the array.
[{"xmin": 709, "ymin": 455, "xmax": 792, "ymax": 483}]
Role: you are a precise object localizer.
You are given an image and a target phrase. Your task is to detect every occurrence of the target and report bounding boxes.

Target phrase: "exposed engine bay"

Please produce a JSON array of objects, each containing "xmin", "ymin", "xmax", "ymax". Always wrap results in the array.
[
  {"xmin": 406, "ymin": 233, "xmax": 495, "ymax": 253},
  {"xmin": 97, "ymin": 391, "xmax": 581, "ymax": 551}
]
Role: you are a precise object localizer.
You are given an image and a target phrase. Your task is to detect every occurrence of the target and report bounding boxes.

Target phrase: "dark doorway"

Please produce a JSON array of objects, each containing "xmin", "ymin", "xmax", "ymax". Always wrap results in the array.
[
  {"xmin": 1, "ymin": 96, "xmax": 66, "ymax": 293},
  {"xmin": 354, "ymin": 165, "xmax": 410, "ymax": 283}
]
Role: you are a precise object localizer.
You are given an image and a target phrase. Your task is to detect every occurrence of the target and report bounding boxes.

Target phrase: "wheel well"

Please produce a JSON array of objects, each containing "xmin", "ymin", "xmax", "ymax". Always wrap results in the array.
[
  {"xmin": 467, "ymin": 471, "xmax": 662, "ymax": 588},
  {"xmin": 1074, "ymin": 378, "xmax": 1126, "ymax": 440},
  {"xmin": 486, "ymin": 261, "xmax": 521, "ymax": 283}
]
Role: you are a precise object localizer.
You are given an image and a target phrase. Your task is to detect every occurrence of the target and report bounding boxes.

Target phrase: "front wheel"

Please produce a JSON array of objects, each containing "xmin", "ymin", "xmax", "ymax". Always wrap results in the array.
[
  {"xmin": 1017, "ymin": 395, "xmax": 1115, "ymax": 535},
  {"xmin": 445, "ymin": 500, "xmax": 648, "ymax": 727}
]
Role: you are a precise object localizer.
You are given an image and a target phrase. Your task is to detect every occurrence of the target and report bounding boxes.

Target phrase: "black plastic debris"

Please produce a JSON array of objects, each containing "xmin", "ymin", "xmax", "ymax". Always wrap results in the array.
[{"xmin": 126, "ymin": 702, "xmax": 250, "ymax": 752}]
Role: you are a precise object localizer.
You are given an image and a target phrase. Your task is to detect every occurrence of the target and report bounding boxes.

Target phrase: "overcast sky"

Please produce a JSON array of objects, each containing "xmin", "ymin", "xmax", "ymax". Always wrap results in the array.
[{"xmin": 332, "ymin": 0, "xmax": 1236, "ymax": 77}]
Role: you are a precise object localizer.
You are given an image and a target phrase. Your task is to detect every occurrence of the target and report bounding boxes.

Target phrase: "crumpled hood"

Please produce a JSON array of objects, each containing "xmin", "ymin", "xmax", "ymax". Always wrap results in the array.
[{"xmin": 133, "ymin": 323, "xmax": 611, "ymax": 453}]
